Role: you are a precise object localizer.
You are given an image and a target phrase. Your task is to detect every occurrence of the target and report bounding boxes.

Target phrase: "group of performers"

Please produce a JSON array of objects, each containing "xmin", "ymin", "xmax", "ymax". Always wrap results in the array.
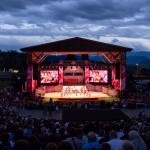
[{"xmin": 61, "ymin": 86, "xmax": 90, "ymax": 97}]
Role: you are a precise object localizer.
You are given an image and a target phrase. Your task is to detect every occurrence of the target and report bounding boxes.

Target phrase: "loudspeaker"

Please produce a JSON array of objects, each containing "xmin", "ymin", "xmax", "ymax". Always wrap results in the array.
[
  {"xmin": 33, "ymin": 64, "xmax": 38, "ymax": 80},
  {"xmin": 116, "ymin": 63, "xmax": 120, "ymax": 79}
]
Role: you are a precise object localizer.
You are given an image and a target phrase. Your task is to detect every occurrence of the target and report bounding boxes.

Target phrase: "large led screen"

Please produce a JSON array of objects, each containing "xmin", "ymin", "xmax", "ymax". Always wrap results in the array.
[
  {"xmin": 89, "ymin": 70, "xmax": 108, "ymax": 83},
  {"xmin": 40, "ymin": 70, "xmax": 58, "ymax": 83}
]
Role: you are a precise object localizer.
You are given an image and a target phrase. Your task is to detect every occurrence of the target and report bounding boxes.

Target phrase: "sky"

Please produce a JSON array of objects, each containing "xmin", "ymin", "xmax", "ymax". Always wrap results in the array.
[{"xmin": 0, "ymin": 0, "xmax": 150, "ymax": 52}]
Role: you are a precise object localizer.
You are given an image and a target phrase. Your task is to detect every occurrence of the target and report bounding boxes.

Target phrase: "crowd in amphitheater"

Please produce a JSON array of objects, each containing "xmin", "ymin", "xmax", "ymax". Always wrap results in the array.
[
  {"xmin": 0, "ymin": 87, "xmax": 149, "ymax": 150},
  {"xmin": 0, "ymin": 104, "xmax": 150, "ymax": 150}
]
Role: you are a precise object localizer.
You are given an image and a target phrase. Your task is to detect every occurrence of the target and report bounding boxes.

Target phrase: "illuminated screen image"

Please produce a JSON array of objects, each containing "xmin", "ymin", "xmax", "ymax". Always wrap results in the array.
[
  {"xmin": 89, "ymin": 70, "xmax": 108, "ymax": 83},
  {"xmin": 40, "ymin": 70, "xmax": 58, "ymax": 83}
]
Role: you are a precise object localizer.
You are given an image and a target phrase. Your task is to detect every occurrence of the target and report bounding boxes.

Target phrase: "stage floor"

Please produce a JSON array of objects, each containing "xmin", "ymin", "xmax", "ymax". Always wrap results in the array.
[
  {"xmin": 41, "ymin": 86, "xmax": 118, "ymax": 102},
  {"xmin": 44, "ymin": 91, "xmax": 110, "ymax": 98}
]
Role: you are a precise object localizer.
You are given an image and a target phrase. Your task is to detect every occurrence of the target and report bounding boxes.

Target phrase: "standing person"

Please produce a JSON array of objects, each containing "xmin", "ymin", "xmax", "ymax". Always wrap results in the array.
[
  {"xmin": 42, "ymin": 104, "xmax": 47, "ymax": 116},
  {"xmin": 49, "ymin": 104, "xmax": 53, "ymax": 117},
  {"xmin": 55, "ymin": 105, "xmax": 59, "ymax": 114}
]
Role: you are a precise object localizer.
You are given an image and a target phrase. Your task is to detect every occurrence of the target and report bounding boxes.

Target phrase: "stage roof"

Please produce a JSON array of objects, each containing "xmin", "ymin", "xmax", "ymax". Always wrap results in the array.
[{"xmin": 21, "ymin": 37, "xmax": 132, "ymax": 53}]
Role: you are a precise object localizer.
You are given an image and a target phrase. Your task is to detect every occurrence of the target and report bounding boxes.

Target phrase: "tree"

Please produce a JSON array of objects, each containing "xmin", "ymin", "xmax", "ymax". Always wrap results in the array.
[{"xmin": 0, "ymin": 50, "xmax": 27, "ymax": 89}]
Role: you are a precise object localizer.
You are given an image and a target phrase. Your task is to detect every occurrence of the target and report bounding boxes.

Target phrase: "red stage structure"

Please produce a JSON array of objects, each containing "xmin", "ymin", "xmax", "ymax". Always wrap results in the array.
[{"xmin": 21, "ymin": 37, "xmax": 132, "ymax": 98}]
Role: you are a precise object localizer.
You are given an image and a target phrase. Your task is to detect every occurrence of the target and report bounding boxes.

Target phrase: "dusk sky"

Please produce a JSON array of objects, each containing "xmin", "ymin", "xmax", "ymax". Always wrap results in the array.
[{"xmin": 0, "ymin": 0, "xmax": 150, "ymax": 51}]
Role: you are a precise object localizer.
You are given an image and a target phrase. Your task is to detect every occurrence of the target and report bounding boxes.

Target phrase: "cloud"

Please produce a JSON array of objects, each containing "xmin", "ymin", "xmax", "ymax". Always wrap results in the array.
[{"xmin": 0, "ymin": 0, "xmax": 149, "ymax": 51}]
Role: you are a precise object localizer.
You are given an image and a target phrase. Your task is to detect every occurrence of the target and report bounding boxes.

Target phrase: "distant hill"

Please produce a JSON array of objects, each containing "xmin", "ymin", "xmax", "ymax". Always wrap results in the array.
[
  {"xmin": 127, "ymin": 51, "xmax": 150, "ymax": 68},
  {"xmin": 89, "ymin": 51, "xmax": 150, "ymax": 66},
  {"xmin": 43, "ymin": 51, "xmax": 150, "ymax": 68},
  {"xmin": 127, "ymin": 56, "xmax": 150, "ymax": 64},
  {"xmin": 127, "ymin": 51, "xmax": 150, "ymax": 69},
  {"xmin": 44, "ymin": 54, "xmax": 107, "ymax": 63},
  {"xmin": 127, "ymin": 51, "xmax": 150, "ymax": 58}
]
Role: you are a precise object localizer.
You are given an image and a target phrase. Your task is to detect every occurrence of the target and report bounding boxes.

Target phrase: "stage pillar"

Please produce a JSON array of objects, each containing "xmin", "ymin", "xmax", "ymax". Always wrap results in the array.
[
  {"xmin": 27, "ymin": 64, "xmax": 34, "ymax": 92},
  {"xmin": 111, "ymin": 68, "xmax": 116, "ymax": 86},
  {"xmin": 85, "ymin": 66, "xmax": 90, "ymax": 83},
  {"xmin": 120, "ymin": 64, "xmax": 126, "ymax": 91},
  {"xmin": 112, "ymin": 67, "xmax": 120, "ymax": 90},
  {"xmin": 112, "ymin": 64, "xmax": 126, "ymax": 91},
  {"xmin": 59, "ymin": 66, "xmax": 63, "ymax": 84}
]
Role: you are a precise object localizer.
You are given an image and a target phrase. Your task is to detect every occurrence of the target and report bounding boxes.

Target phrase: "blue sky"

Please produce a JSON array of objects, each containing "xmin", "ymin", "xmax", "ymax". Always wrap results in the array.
[{"xmin": 0, "ymin": 0, "xmax": 150, "ymax": 51}]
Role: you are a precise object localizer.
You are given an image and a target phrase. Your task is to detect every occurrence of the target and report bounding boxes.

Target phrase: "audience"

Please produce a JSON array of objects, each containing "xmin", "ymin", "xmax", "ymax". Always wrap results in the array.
[
  {"xmin": 13, "ymin": 139, "xmax": 30, "ymax": 150},
  {"xmin": 129, "ymin": 130, "xmax": 147, "ymax": 150},
  {"xmin": 45, "ymin": 143, "xmax": 58, "ymax": 150},
  {"xmin": 121, "ymin": 140, "xmax": 134, "ymax": 150},
  {"xmin": 82, "ymin": 132, "xmax": 100, "ymax": 150},
  {"xmin": 58, "ymin": 140, "xmax": 72, "ymax": 150},
  {"xmin": 0, "ymin": 87, "xmax": 150, "ymax": 150},
  {"xmin": 100, "ymin": 143, "xmax": 111, "ymax": 150},
  {"xmin": 67, "ymin": 127, "xmax": 83, "ymax": 150},
  {"xmin": 107, "ymin": 131, "xmax": 123, "ymax": 150}
]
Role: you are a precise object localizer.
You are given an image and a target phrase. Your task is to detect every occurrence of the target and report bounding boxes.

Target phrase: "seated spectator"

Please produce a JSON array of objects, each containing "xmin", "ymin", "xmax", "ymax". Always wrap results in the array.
[
  {"xmin": 67, "ymin": 127, "xmax": 83, "ymax": 150},
  {"xmin": 28, "ymin": 135, "xmax": 41, "ymax": 150},
  {"xmin": 120, "ymin": 124, "xmax": 130, "ymax": 140},
  {"xmin": 139, "ymin": 126, "xmax": 150, "ymax": 148},
  {"xmin": 100, "ymin": 143, "xmax": 111, "ymax": 150},
  {"xmin": 121, "ymin": 140, "xmax": 134, "ymax": 150},
  {"xmin": 0, "ymin": 132, "xmax": 10, "ymax": 150},
  {"xmin": 107, "ymin": 130, "xmax": 123, "ymax": 150},
  {"xmin": 129, "ymin": 130, "xmax": 147, "ymax": 150},
  {"xmin": 113, "ymin": 123, "xmax": 124, "ymax": 139},
  {"xmin": 45, "ymin": 142, "xmax": 58, "ymax": 150},
  {"xmin": 58, "ymin": 140, "xmax": 72, "ymax": 150},
  {"xmin": 23, "ymin": 125, "xmax": 32, "ymax": 137},
  {"xmin": 14, "ymin": 139, "xmax": 30, "ymax": 150},
  {"xmin": 99, "ymin": 124, "xmax": 110, "ymax": 144},
  {"xmin": 14, "ymin": 128, "xmax": 24, "ymax": 142},
  {"xmin": 82, "ymin": 132, "xmax": 100, "ymax": 150}
]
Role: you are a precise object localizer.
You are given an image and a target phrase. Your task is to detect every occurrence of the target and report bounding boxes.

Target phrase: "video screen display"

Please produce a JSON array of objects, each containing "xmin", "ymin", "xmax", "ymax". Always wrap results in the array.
[
  {"xmin": 89, "ymin": 70, "xmax": 108, "ymax": 83},
  {"xmin": 40, "ymin": 70, "xmax": 58, "ymax": 83}
]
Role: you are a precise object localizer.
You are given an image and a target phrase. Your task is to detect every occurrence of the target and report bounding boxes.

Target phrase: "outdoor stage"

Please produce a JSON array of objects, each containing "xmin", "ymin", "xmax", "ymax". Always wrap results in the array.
[
  {"xmin": 21, "ymin": 37, "xmax": 132, "ymax": 102},
  {"xmin": 43, "ymin": 85, "xmax": 119, "ymax": 102}
]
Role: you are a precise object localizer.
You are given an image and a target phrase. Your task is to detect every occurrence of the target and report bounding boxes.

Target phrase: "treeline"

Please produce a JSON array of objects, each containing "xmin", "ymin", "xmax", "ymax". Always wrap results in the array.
[{"xmin": 0, "ymin": 50, "xmax": 26, "ymax": 73}]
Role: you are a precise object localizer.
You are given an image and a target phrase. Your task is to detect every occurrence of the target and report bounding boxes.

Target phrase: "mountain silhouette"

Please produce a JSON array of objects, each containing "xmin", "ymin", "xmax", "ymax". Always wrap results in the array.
[
  {"xmin": 127, "ymin": 51, "xmax": 150, "ymax": 66},
  {"xmin": 43, "ymin": 51, "xmax": 150, "ymax": 68}
]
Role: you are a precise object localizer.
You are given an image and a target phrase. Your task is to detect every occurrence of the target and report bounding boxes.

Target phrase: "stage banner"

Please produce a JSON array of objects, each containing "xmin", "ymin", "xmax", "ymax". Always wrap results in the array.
[
  {"xmin": 27, "ymin": 64, "xmax": 33, "ymax": 92},
  {"xmin": 120, "ymin": 64, "xmax": 126, "ymax": 90},
  {"xmin": 85, "ymin": 66, "xmax": 90, "ymax": 83},
  {"xmin": 59, "ymin": 66, "xmax": 63, "ymax": 84}
]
